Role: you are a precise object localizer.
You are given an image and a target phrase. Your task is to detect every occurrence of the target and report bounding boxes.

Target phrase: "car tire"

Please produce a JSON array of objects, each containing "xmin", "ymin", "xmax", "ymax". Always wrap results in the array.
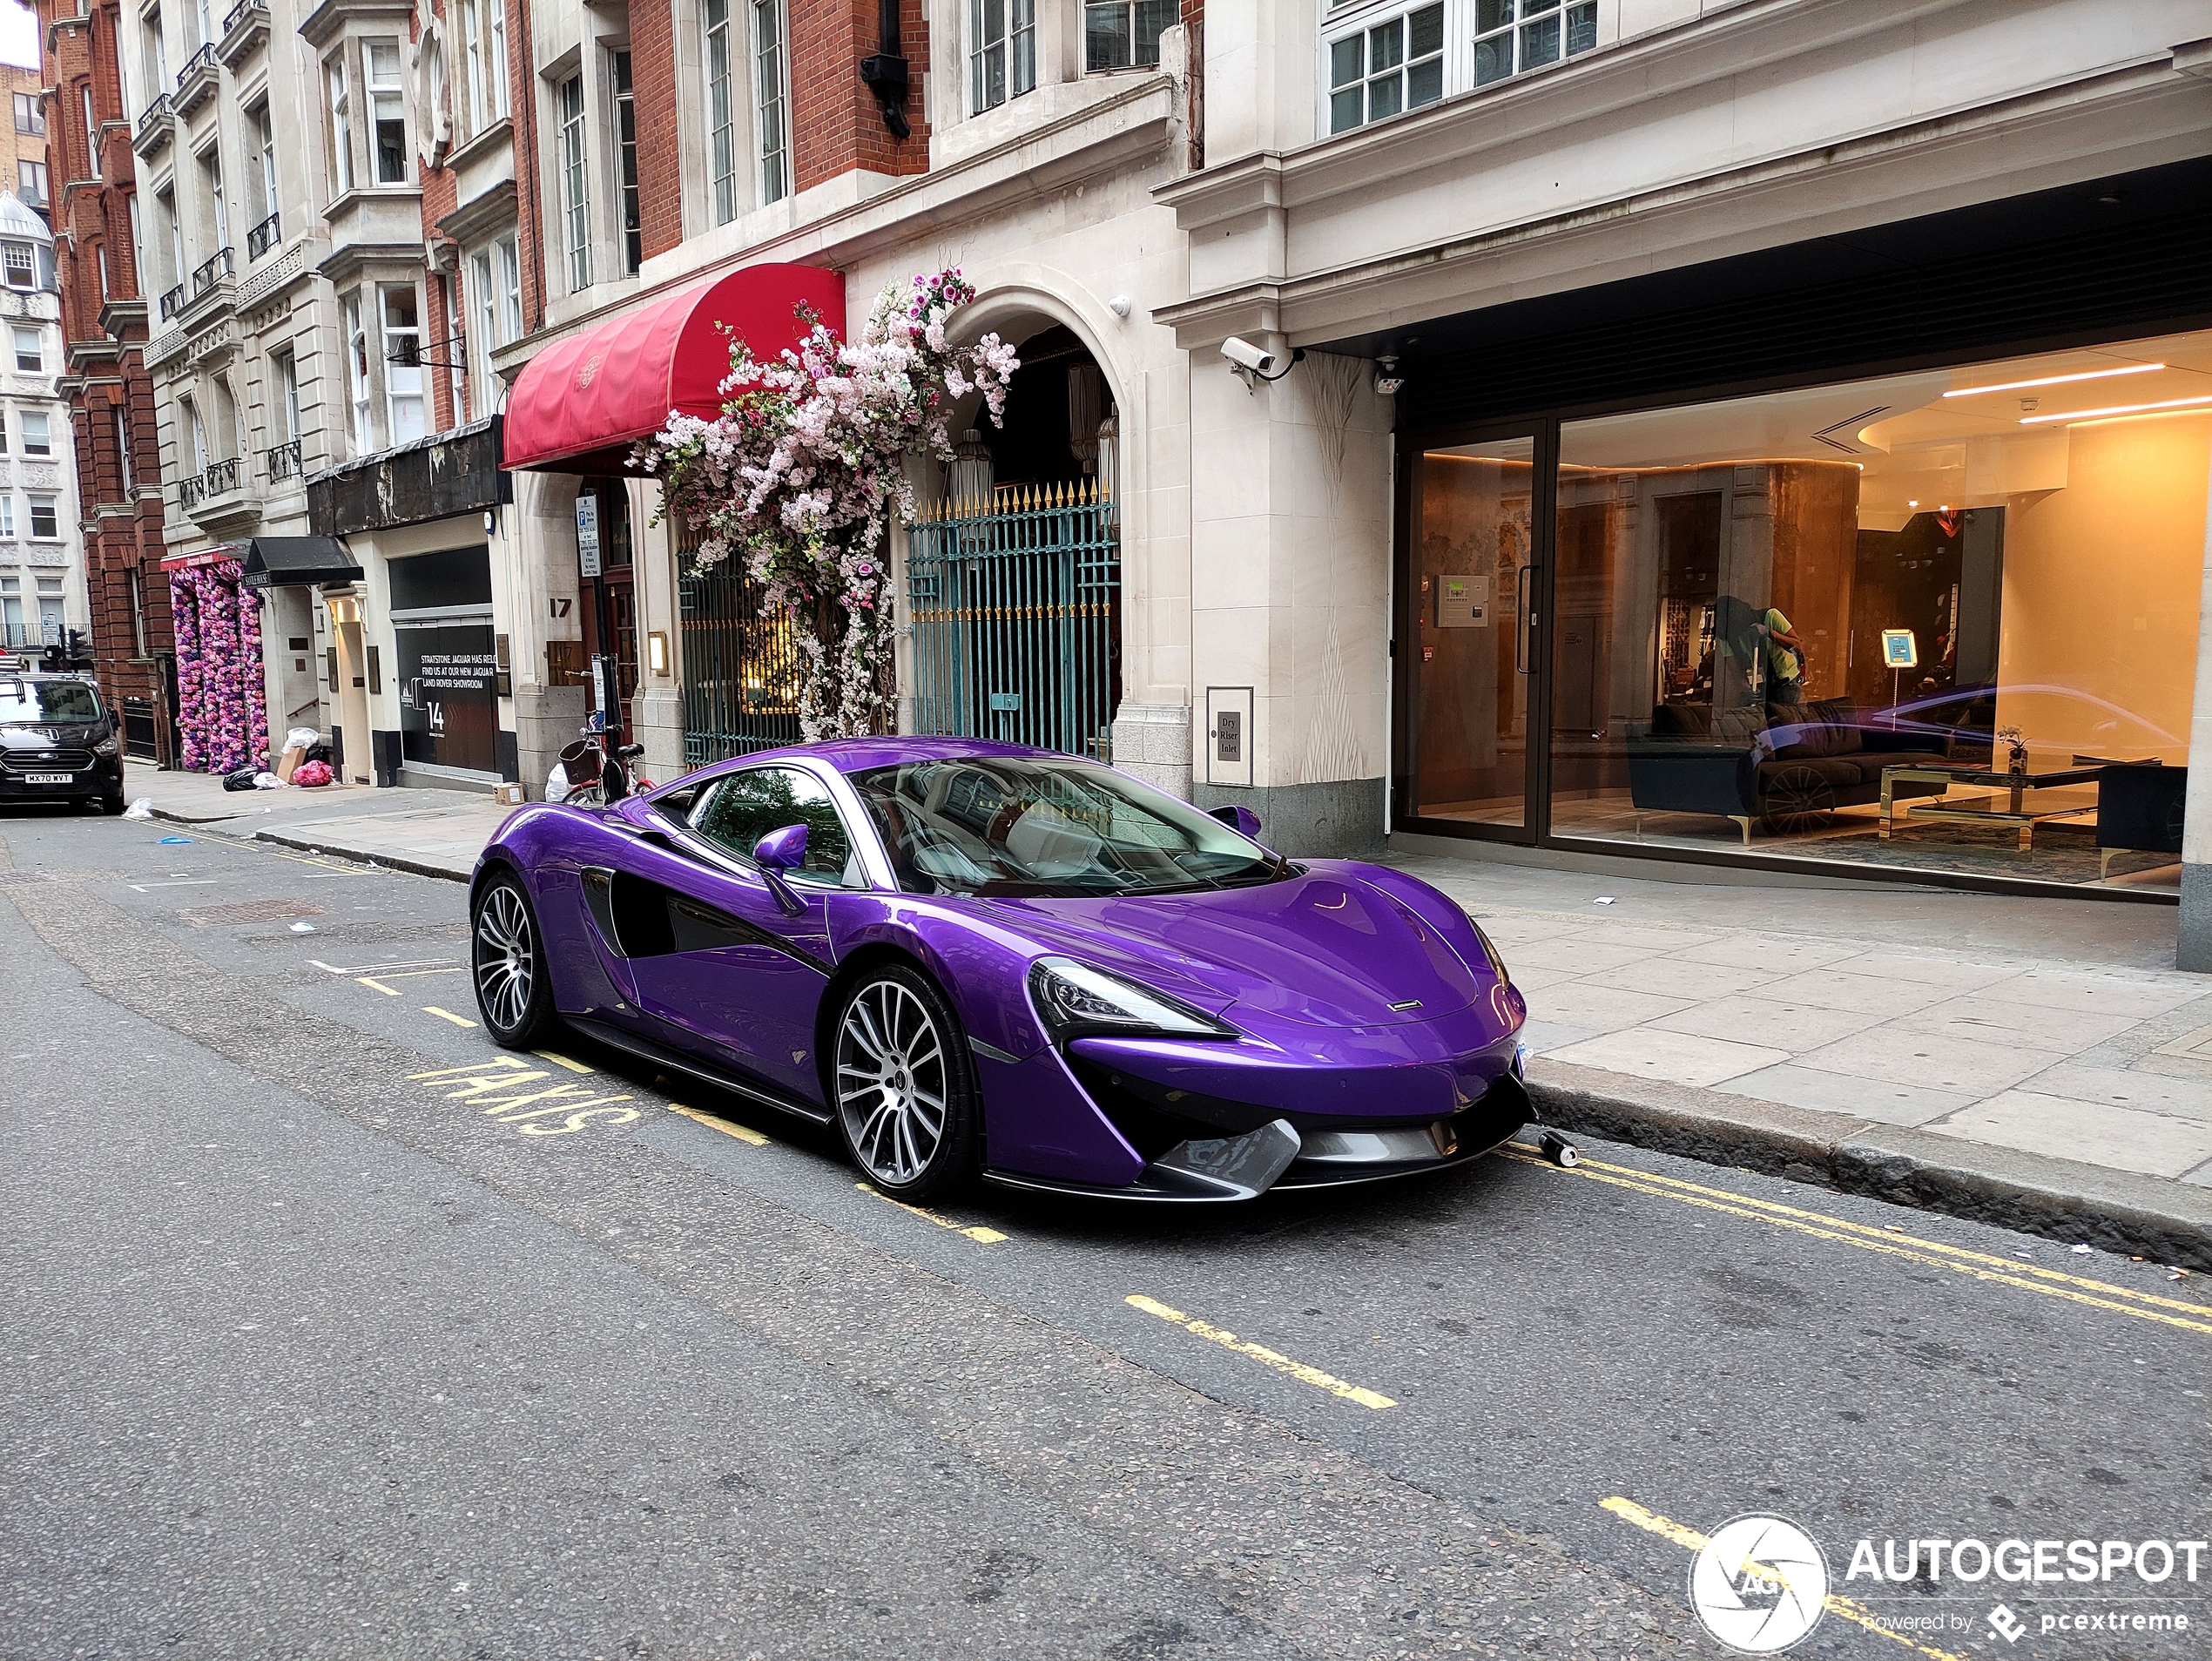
[
  {"xmin": 831, "ymin": 964, "xmax": 981, "ymax": 1204},
  {"xmin": 98, "ymin": 791, "xmax": 125, "ymax": 816},
  {"xmin": 470, "ymin": 870, "xmax": 557, "ymax": 1049}
]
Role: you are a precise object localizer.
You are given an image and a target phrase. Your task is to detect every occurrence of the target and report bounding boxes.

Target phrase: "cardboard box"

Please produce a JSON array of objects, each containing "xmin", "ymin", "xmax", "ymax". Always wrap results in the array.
[{"xmin": 275, "ymin": 745, "xmax": 307, "ymax": 782}]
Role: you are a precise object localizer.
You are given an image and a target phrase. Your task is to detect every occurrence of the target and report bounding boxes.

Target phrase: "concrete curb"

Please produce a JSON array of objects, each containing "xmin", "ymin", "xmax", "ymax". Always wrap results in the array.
[
  {"xmin": 1530, "ymin": 1059, "xmax": 2212, "ymax": 1272},
  {"xmin": 251, "ymin": 827, "xmax": 475, "ymax": 884}
]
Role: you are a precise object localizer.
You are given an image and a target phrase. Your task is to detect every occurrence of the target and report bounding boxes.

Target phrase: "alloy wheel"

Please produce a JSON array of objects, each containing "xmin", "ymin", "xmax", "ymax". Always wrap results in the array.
[
  {"xmin": 474, "ymin": 882, "xmax": 536, "ymax": 1035},
  {"xmin": 835, "ymin": 980, "xmax": 950, "ymax": 1187}
]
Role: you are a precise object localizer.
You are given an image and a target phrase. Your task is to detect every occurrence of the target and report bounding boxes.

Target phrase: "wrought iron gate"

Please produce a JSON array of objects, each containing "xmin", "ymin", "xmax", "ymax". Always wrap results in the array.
[
  {"xmin": 905, "ymin": 481, "xmax": 1119, "ymax": 760},
  {"xmin": 677, "ymin": 530, "xmax": 804, "ymax": 766}
]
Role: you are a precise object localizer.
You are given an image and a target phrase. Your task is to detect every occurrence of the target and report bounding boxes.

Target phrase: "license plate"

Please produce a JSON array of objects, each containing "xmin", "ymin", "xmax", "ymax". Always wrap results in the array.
[{"xmin": 23, "ymin": 773, "xmax": 75, "ymax": 785}]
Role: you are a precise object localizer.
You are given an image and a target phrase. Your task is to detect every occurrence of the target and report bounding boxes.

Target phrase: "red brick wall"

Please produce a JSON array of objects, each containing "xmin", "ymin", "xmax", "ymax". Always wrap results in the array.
[
  {"xmin": 509, "ymin": 0, "xmax": 547, "ymax": 334},
  {"xmin": 630, "ymin": 0, "xmax": 683, "ymax": 262},
  {"xmin": 41, "ymin": 0, "xmax": 174, "ymax": 757},
  {"xmin": 791, "ymin": 0, "xmax": 929, "ymax": 195}
]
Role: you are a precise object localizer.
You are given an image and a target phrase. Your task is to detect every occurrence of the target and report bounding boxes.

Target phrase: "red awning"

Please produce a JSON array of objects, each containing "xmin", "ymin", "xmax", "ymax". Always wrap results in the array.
[{"xmin": 502, "ymin": 262, "xmax": 846, "ymax": 474}]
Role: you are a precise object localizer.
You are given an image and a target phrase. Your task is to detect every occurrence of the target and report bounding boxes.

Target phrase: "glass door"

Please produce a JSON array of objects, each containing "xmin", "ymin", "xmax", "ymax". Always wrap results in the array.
[{"xmin": 1403, "ymin": 433, "xmax": 1547, "ymax": 836}]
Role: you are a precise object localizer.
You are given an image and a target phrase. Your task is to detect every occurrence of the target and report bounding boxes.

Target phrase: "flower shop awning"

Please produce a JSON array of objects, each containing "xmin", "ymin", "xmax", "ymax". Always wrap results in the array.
[
  {"xmin": 503, "ymin": 263, "xmax": 846, "ymax": 476},
  {"xmin": 239, "ymin": 537, "xmax": 363, "ymax": 589}
]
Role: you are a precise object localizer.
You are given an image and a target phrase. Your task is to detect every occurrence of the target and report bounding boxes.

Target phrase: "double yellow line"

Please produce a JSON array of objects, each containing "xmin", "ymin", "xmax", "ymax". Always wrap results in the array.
[{"xmin": 1503, "ymin": 1145, "xmax": 2212, "ymax": 1335}]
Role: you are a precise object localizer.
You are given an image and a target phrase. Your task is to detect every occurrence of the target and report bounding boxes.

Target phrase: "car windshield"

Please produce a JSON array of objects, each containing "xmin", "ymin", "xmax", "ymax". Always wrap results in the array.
[
  {"xmin": 848, "ymin": 755, "xmax": 1287, "ymax": 898},
  {"xmin": 0, "ymin": 680, "xmax": 102, "ymax": 723}
]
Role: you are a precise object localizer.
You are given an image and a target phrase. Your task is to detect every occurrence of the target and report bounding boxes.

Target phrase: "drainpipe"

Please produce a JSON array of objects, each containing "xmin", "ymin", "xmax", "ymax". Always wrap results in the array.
[{"xmin": 859, "ymin": 0, "xmax": 911, "ymax": 141}]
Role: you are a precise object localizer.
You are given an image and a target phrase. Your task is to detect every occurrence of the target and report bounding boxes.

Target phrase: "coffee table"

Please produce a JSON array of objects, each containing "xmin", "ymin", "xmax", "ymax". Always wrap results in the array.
[{"xmin": 1878, "ymin": 762, "xmax": 2102, "ymax": 851}]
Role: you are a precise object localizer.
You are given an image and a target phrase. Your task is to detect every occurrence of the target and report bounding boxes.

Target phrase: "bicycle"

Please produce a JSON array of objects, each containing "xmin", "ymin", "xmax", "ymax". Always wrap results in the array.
[{"xmin": 556, "ymin": 714, "xmax": 650, "ymax": 806}]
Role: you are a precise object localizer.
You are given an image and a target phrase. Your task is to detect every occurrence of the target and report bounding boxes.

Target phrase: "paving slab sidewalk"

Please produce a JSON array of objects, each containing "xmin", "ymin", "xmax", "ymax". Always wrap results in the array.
[
  {"xmin": 1395, "ymin": 848, "xmax": 2212, "ymax": 1270},
  {"xmin": 123, "ymin": 760, "xmax": 517, "ymax": 881},
  {"xmin": 118, "ymin": 760, "xmax": 2212, "ymax": 1266}
]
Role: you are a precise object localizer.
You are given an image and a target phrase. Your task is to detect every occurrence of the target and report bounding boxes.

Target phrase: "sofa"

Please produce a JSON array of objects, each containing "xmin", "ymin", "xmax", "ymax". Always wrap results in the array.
[
  {"xmin": 1626, "ymin": 697, "xmax": 1952, "ymax": 843},
  {"xmin": 2095, "ymin": 764, "xmax": 2186, "ymax": 880}
]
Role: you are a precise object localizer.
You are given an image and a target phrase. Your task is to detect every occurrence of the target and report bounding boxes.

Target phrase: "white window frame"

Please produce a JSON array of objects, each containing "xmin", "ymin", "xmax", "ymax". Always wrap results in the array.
[
  {"xmin": 556, "ymin": 72, "xmax": 589, "ymax": 292},
  {"xmin": 1318, "ymin": 0, "xmax": 1602, "ymax": 136},
  {"xmin": 496, "ymin": 233, "xmax": 522, "ymax": 341},
  {"xmin": 971, "ymin": 0, "xmax": 1037, "ymax": 115},
  {"xmin": 327, "ymin": 51, "xmax": 355, "ymax": 195},
  {"xmin": 82, "ymin": 84, "xmax": 100, "ymax": 180},
  {"xmin": 115, "ymin": 405, "xmax": 133, "ymax": 495},
  {"xmin": 21, "ymin": 408, "xmax": 50, "ymax": 456},
  {"xmin": 461, "ymin": 0, "xmax": 509, "ymax": 132},
  {"xmin": 367, "ymin": 37, "xmax": 409, "ymax": 186},
  {"xmin": 613, "ymin": 49, "xmax": 640, "ymax": 276},
  {"xmin": 750, "ymin": 0, "xmax": 788, "ymax": 206},
  {"xmin": 705, "ymin": 0, "xmax": 737, "ymax": 223},
  {"xmin": 0, "ymin": 495, "xmax": 15, "ymax": 538},
  {"xmin": 10, "ymin": 325, "xmax": 41, "ymax": 372},
  {"xmin": 343, "ymin": 290, "xmax": 370, "ymax": 454},
  {"xmin": 3, "ymin": 244, "xmax": 34, "ymax": 291},
  {"xmin": 27, "ymin": 492, "xmax": 59, "ymax": 541},
  {"xmin": 1083, "ymin": 0, "xmax": 1174, "ymax": 73},
  {"xmin": 469, "ymin": 246, "xmax": 496, "ymax": 409},
  {"xmin": 380, "ymin": 282, "xmax": 424, "ymax": 443}
]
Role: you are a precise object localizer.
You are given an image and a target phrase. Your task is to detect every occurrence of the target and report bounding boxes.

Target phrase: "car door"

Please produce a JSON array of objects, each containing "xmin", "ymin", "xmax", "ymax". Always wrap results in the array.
[{"xmin": 619, "ymin": 764, "xmax": 865, "ymax": 1104}]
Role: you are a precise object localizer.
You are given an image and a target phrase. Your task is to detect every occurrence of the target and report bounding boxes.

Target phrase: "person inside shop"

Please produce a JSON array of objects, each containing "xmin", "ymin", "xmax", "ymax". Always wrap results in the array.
[{"xmin": 1764, "ymin": 607, "xmax": 1809, "ymax": 706}]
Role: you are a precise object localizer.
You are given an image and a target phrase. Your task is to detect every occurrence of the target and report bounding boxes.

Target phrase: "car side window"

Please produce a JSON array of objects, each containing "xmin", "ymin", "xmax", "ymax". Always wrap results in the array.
[{"xmin": 692, "ymin": 766, "xmax": 860, "ymax": 886}]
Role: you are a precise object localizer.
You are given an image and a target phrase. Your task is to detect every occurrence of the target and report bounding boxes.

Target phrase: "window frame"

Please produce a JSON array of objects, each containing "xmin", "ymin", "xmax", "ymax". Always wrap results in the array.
[
  {"xmin": 1318, "ymin": 0, "xmax": 1602, "ymax": 136},
  {"xmin": 27, "ymin": 493, "xmax": 59, "ymax": 541},
  {"xmin": 342, "ymin": 289, "xmax": 371, "ymax": 454},
  {"xmin": 10, "ymin": 324, "xmax": 42, "ymax": 372},
  {"xmin": 380, "ymin": 281, "xmax": 424, "ymax": 444},
  {"xmin": 705, "ymin": 0, "xmax": 738, "ymax": 223},
  {"xmin": 613, "ymin": 49, "xmax": 640, "ymax": 276},
  {"xmin": 82, "ymin": 84, "xmax": 99, "ymax": 180},
  {"xmin": 20, "ymin": 408, "xmax": 51, "ymax": 457},
  {"xmin": 556, "ymin": 72, "xmax": 589, "ymax": 292},
  {"xmin": 11, "ymin": 91, "xmax": 42, "ymax": 136},
  {"xmin": 971, "ymin": 0, "xmax": 1038, "ymax": 115},
  {"xmin": 326, "ymin": 51, "xmax": 355, "ymax": 195},
  {"xmin": 367, "ymin": 37, "xmax": 410, "ymax": 186},
  {"xmin": 0, "ymin": 495, "xmax": 15, "ymax": 538},
  {"xmin": 750, "ymin": 0, "xmax": 789, "ymax": 207},
  {"xmin": 1083, "ymin": 0, "xmax": 1175, "ymax": 74}
]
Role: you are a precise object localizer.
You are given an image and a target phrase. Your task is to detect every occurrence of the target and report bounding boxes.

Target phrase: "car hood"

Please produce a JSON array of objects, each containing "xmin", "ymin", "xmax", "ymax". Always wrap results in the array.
[
  {"xmin": 973, "ymin": 868, "xmax": 1490, "ymax": 1028},
  {"xmin": 0, "ymin": 722, "xmax": 98, "ymax": 747}
]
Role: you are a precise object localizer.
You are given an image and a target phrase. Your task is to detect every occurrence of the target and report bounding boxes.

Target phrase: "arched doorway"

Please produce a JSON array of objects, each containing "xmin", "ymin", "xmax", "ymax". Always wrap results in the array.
[{"xmin": 907, "ymin": 324, "xmax": 1123, "ymax": 759}]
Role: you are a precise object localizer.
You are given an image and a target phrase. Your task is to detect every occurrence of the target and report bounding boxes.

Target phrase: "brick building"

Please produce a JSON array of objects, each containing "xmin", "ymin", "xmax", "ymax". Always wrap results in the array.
[{"xmin": 38, "ymin": 1, "xmax": 169, "ymax": 761}]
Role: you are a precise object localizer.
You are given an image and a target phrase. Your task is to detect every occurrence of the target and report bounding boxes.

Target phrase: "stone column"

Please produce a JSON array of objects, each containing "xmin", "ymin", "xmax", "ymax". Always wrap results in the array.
[{"xmin": 2177, "ymin": 443, "xmax": 2212, "ymax": 970}]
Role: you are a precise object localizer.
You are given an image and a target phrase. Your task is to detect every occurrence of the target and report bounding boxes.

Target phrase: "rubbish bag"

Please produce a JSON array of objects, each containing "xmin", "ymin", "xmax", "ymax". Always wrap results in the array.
[
  {"xmin": 284, "ymin": 726, "xmax": 320, "ymax": 751},
  {"xmin": 122, "ymin": 797, "xmax": 154, "ymax": 820},
  {"xmin": 305, "ymin": 741, "xmax": 332, "ymax": 765},
  {"xmin": 545, "ymin": 761, "xmax": 569, "ymax": 800},
  {"xmin": 221, "ymin": 765, "xmax": 260, "ymax": 792},
  {"xmin": 293, "ymin": 760, "xmax": 335, "ymax": 788},
  {"xmin": 253, "ymin": 771, "xmax": 281, "ymax": 789}
]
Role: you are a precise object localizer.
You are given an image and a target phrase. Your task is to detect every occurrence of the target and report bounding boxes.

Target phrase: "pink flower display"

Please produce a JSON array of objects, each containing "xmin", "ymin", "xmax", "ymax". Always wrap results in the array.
[
  {"xmin": 166, "ymin": 560, "xmax": 271, "ymax": 773},
  {"xmin": 641, "ymin": 269, "xmax": 1019, "ymax": 739}
]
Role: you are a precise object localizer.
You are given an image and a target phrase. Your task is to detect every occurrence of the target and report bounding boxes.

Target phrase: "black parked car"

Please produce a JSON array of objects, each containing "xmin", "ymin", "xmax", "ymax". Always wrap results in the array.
[{"xmin": 0, "ymin": 673, "xmax": 126, "ymax": 814}]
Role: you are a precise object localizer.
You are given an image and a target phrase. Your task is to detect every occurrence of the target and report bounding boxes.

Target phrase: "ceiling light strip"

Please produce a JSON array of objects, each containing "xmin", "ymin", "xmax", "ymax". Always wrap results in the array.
[
  {"xmin": 1945, "ymin": 362, "xmax": 2164, "ymax": 398},
  {"xmin": 2020, "ymin": 393, "xmax": 2212, "ymax": 427}
]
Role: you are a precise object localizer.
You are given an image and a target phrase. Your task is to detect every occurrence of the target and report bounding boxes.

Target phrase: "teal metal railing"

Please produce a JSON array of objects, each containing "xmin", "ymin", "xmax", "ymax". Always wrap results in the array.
[
  {"xmin": 905, "ymin": 481, "xmax": 1119, "ymax": 760},
  {"xmin": 678, "ymin": 534, "xmax": 805, "ymax": 767}
]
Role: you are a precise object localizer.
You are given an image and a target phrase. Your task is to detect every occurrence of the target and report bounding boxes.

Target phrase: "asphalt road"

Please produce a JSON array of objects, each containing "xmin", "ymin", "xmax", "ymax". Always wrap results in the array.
[{"xmin": 3, "ymin": 807, "xmax": 2207, "ymax": 1660}]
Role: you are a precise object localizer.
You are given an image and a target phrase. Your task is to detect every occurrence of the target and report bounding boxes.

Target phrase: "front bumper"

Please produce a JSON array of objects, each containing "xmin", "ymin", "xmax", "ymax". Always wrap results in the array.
[
  {"xmin": 979, "ymin": 996, "xmax": 1530, "ymax": 1203},
  {"xmin": 0, "ymin": 757, "xmax": 121, "ymax": 801}
]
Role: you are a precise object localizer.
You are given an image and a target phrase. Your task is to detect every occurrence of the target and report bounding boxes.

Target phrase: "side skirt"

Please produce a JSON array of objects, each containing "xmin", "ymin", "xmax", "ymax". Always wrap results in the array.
[{"xmin": 567, "ymin": 1015, "xmax": 834, "ymax": 1126}]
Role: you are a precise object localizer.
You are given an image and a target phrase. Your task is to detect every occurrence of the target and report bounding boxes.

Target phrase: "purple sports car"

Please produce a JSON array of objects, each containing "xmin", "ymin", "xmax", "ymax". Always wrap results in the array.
[{"xmin": 469, "ymin": 739, "xmax": 1532, "ymax": 1203}]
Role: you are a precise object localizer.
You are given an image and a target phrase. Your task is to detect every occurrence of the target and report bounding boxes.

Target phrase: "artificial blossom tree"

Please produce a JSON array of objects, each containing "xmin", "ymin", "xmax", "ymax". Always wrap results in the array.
[{"xmin": 641, "ymin": 270, "xmax": 1018, "ymax": 739}]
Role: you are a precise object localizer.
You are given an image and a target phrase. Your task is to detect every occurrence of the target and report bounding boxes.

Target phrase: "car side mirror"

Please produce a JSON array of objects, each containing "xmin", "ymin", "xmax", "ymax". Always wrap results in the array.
[
  {"xmin": 1210, "ymin": 804, "xmax": 1264, "ymax": 838},
  {"xmin": 752, "ymin": 822, "xmax": 810, "ymax": 916}
]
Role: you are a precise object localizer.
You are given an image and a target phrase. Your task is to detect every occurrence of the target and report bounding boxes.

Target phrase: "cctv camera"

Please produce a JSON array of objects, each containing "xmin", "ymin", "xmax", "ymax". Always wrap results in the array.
[
  {"xmin": 1221, "ymin": 336, "xmax": 1280, "ymax": 377},
  {"xmin": 1373, "ymin": 354, "xmax": 1405, "ymax": 397}
]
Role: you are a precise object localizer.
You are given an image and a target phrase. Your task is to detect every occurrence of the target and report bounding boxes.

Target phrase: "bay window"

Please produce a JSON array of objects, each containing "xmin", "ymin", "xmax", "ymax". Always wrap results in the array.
[
  {"xmin": 368, "ymin": 39, "xmax": 408, "ymax": 184},
  {"xmin": 327, "ymin": 52, "xmax": 354, "ymax": 194},
  {"xmin": 381, "ymin": 283, "xmax": 424, "ymax": 443}
]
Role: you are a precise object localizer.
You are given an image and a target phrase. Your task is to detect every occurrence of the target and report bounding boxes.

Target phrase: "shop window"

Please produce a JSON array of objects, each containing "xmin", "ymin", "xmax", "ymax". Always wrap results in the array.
[
  {"xmin": 11, "ymin": 325, "xmax": 40, "ymax": 370},
  {"xmin": 29, "ymin": 494, "xmax": 58, "ymax": 540},
  {"xmin": 1328, "ymin": 3, "xmax": 1443, "ymax": 132},
  {"xmin": 21, "ymin": 409, "xmax": 49, "ymax": 456},
  {"xmin": 368, "ymin": 39, "xmax": 408, "ymax": 184},
  {"xmin": 705, "ymin": 0, "xmax": 738, "ymax": 223},
  {"xmin": 556, "ymin": 72, "xmax": 589, "ymax": 292},
  {"xmin": 1509, "ymin": 329, "xmax": 2212, "ymax": 892},
  {"xmin": 1474, "ymin": 0, "xmax": 1598, "ymax": 86},
  {"xmin": 1084, "ymin": 0, "xmax": 1174, "ymax": 71},
  {"xmin": 752, "ymin": 0, "xmax": 789, "ymax": 206},
  {"xmin": 973, "ymin": 0, "xmax": 1037, "ymax": 113}
]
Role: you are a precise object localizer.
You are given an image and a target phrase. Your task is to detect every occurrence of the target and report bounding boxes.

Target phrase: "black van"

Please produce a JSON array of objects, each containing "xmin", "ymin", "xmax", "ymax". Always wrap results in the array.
[{"xmin": 0, "ymin": 673, "xmax": 126, "ymax": 814}]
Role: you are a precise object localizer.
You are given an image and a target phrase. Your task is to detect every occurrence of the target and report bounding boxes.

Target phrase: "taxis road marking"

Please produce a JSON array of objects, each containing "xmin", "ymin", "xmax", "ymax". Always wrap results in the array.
[
  {"xmin": 423, "ymin": 1005, "xmax": 477, "ymax": 1028},
  {"xmin": 1601, "ymin": 1496, "xmax": 1966, "ymax": 1661},
  {"xmin": 667, "ymin": 1102, "xmax": 770, "ymax": 1145},
  {"xmin": 407, "ymin": 1058, "xmax": 635, "ymax": 1138},
  {"xmin": 858, "ymin": 1183, "xmax": 1008, "ymax": 1244},
  {"xmin": 1501, "ymin": 1146, "xmax": 2212, "ymax": 1336},
  {"xmin": 534, "ymin": 1050, "xmax": 596, "ymax": 1075},
  {"xmin": 1124, "ymin": 1294, "xmax": 1395, "ymax": 1409}
]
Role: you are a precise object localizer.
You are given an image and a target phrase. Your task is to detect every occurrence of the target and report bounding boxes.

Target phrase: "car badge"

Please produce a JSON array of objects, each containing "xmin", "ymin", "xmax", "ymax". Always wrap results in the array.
[
  {"xmin": 1388, "ymin": 998, "xmax": 1422, "ymax": 1011},
  {"xmin": 1427, "ymin": 1120, "xmax": 1460, "ymax": 1158}
]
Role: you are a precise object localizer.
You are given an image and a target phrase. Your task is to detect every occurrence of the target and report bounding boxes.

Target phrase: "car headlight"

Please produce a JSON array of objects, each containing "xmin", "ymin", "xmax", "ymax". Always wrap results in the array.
[
  {"xmin": 1027, "ymin": 955, "xmax": 1238, "ymax": 1044},
  {"xmin": 1472, "ymin": 923, "xmax": 1511, "ymax": 985},
  {"xmin": 93, "ymin": 734, "xmax": 120, "ymax": 757}
]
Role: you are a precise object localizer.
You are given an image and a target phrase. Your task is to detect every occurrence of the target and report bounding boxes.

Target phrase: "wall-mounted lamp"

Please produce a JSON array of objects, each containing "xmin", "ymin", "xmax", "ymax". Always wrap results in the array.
[{"xmin": 647, "ymin": 630, "xmax": 670, "ymax": 677}]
